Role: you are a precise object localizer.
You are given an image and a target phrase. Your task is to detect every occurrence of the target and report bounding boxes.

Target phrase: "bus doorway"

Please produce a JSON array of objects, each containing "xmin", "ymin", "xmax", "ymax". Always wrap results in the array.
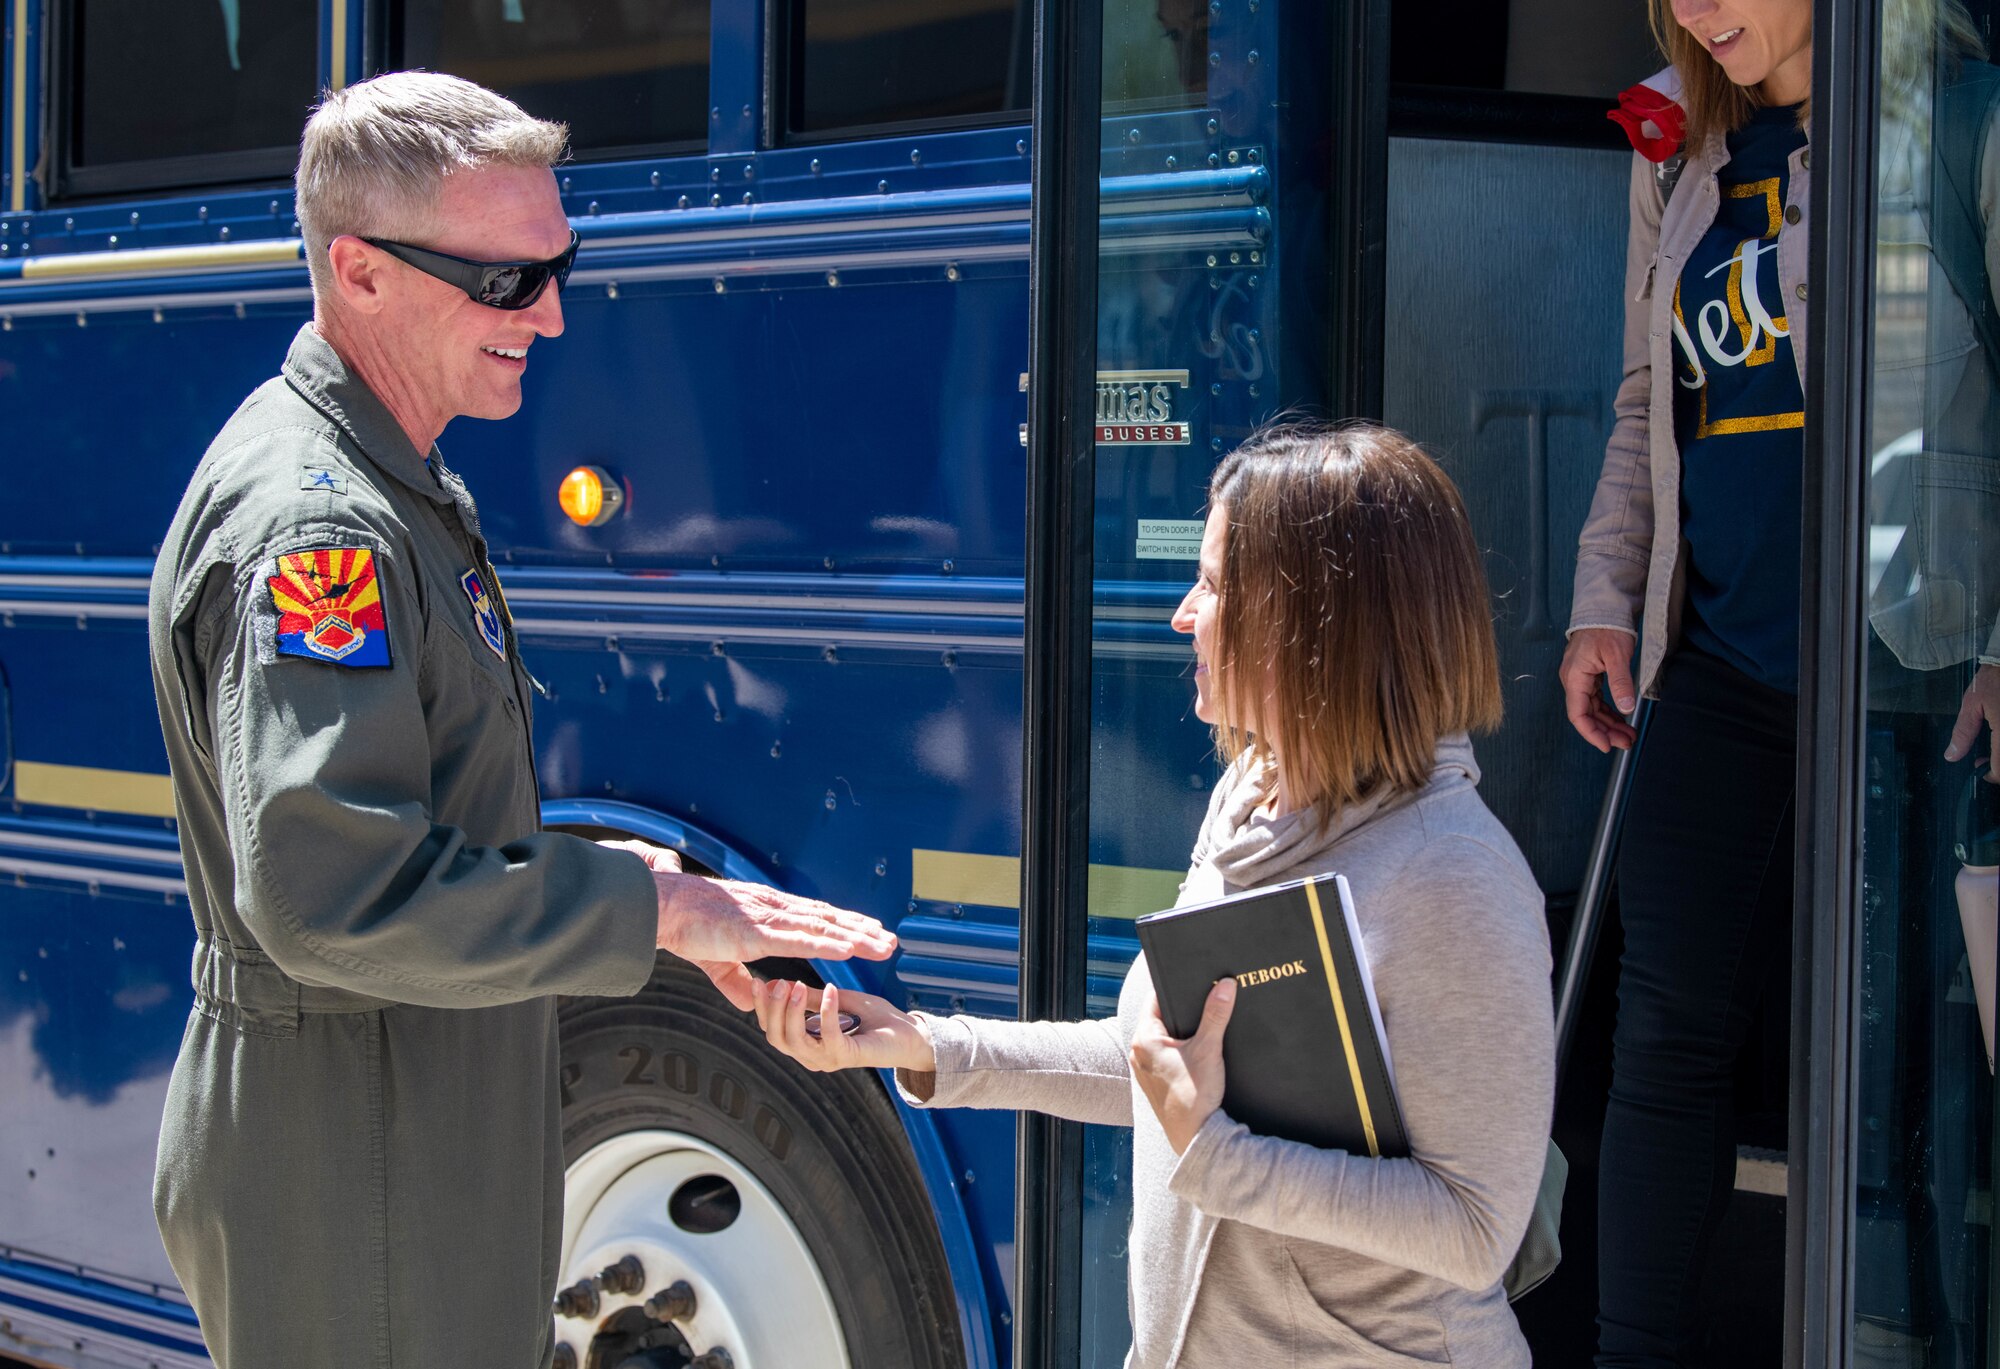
[{"xmin": 1023, "ymin": 0, "xmax": 1803, "ymax": 1363}]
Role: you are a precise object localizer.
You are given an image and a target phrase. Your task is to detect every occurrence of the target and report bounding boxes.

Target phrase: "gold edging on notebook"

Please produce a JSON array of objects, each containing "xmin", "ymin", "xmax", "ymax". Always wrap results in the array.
[{"xmin": 1305, "ymin": 877, "xmax": 1380, "ymax": 1157}]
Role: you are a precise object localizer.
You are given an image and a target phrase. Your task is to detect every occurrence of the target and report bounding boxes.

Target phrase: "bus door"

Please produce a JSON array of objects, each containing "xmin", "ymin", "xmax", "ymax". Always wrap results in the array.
[{"xmin": 1805, "ymin": 0, "xmax": 2000, "ymax": 1363}]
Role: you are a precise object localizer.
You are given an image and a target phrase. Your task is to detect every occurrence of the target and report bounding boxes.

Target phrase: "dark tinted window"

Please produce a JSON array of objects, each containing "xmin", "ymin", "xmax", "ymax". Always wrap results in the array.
[
  {"xmin": 400, "ymin": 0, "xmax": 710, "ymax": 155},
  {"xmin": 68, "ymin": 0, "xmax": 317, "ymax": 170},
  {"xmin": 785, "ymin": 0, "xmax": 1031, "ymax": 135},
  {"xmin": 1392, "ymin": 0, "xmax": 1658, "ymax": 98},
  {"xmin": 783, "ymin": 0, "xmax": 1200, "ymax": 139}
]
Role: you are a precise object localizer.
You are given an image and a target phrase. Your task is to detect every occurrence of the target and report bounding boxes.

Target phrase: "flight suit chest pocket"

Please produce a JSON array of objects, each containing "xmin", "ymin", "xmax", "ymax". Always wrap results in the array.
[{"xmin": 418, "ymin": 592, "xmax": 533, "ymax": 827}]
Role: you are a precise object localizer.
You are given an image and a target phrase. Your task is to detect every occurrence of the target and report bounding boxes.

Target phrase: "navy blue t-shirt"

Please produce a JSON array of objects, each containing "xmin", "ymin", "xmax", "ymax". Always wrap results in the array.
[{"xmin": 1671, "ymin": 103, "xmax": 1807, "ymax": 692}]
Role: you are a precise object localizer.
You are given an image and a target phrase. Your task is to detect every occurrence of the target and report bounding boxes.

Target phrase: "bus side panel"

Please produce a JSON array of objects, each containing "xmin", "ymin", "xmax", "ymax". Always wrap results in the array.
[{"xmin": 0, "ymin": 879, "xmax": 190, "ymax": 1287}]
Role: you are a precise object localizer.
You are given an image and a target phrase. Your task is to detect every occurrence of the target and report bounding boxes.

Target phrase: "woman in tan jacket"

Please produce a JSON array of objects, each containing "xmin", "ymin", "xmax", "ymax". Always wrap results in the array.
[{"xmin": 754, "ymin": 423, "xmax": 1555, "ymax": 1367}]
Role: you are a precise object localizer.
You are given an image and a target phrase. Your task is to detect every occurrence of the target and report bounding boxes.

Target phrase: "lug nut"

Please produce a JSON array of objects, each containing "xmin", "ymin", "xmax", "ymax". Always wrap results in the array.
[
  {"xmin": 552, "ymin": 1344, "xmax": 578, "ymax": 1369},
  {"xmin": 553, "ymin": 1277, "xmax": 601, "ymax": 1319},
  {"xmin": 644, "ymin": 1280, "xmax": 697, "ymax": 1323},
  {"xmin": 598, "ymin": 1254, "xmax": 646, "ymax": 1296},
  {"xmin": 689, "ymin": 1351, "xmax": 734, "ymax": 1369}
]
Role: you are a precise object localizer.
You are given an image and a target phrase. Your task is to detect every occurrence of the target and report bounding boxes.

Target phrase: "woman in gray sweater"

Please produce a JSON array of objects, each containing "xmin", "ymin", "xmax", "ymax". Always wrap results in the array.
[{"xmin": 755, "ymin": 423, "xmax": 1555, "ymax": 1368}]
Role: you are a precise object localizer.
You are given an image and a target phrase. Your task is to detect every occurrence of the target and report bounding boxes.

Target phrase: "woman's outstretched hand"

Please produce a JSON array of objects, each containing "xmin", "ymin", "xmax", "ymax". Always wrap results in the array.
[
  {"xmin": 1560, "ymin": 627, "xmax": 1641, "ymax": 752},
  {"xmin": 1130, "ymin": 979, "xmax": 1237, "ymax": 1155},
  {"xmin": 753, "ymin": 978, "xmax": 937, "ymax": 1075}
]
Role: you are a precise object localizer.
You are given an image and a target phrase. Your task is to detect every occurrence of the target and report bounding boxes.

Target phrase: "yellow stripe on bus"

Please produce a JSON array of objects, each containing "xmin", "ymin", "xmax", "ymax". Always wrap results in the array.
[
  {"xmin": 911, "ymin": 850, "xmax": 1184, "ymax": 920},
  {"xmin": 13, "ymin": 762, "xmax": 177, "ymax": 818},
  {"xmin": 10, "ymin": 0, "xmax": 26, "ymax": 214},
  {"xmin": 15, "ymin": 239, "xmax": 303, "ymax": 283},
  {"xmin": 329, "ymin": 0, "xmax": 348, "ymax": 92}
]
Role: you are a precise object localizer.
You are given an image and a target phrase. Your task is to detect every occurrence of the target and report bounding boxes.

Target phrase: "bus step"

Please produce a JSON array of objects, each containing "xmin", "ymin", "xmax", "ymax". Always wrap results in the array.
[{"xmin": 1735, "ymin": 1145, "xmax": 1787, "ymax": 1197}]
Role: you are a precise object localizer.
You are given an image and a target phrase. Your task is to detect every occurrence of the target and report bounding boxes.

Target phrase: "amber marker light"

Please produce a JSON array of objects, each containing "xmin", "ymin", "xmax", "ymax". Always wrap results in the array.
[{"xmin": 559, "ymin": 465, "xmax": 625, "ymax": 528}]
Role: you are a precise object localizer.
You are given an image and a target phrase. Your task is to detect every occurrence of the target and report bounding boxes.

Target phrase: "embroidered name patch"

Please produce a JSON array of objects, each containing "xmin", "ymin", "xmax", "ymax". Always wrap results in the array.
[
  {"xmin": 268, "ymin": 547, "xmax": 391, "ymax": 667},
  {"xmin": 459, "ymin": 568, "xmax": 507, "ymax": 660}
]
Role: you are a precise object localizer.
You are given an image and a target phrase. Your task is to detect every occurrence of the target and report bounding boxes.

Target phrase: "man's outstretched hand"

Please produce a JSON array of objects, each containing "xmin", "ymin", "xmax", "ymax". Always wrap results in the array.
[{"xmin": 599, "ymin": 840, "xmax": 898, "ymax": 1010}]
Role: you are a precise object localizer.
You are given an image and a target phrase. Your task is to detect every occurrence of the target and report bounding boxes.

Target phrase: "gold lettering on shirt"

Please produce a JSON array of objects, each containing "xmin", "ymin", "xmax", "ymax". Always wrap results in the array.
[{"xmin": 1669, "ymin": 173, "xmax": 1804, "ymax": 439}]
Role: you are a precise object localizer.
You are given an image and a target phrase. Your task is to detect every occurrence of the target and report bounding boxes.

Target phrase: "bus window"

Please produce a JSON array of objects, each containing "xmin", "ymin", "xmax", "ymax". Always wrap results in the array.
[
  {"xmin": 1391, "ymin": 0, "xmax": 1659, "ymax": 100},
  {"xmin": 780, "ymin": 0, "xmax": 1033, "ymax": 138},
  {"xmin": 396, "ymin": 0, "xmax": 709, "ymax": 156},
  {"xmin": 776, "ymin": 0, "xmax": 1198, "ymax": 141},
  {"xmin": 56, "ymin": 0, "xmax": 317, "ymax": 197}
]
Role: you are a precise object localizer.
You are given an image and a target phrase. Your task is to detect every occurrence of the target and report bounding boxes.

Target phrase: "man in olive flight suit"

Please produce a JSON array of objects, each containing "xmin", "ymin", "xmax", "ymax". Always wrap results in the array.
[{"xmin": 145, "ymin": 72, "xmax": 895, "ymax": 1368}]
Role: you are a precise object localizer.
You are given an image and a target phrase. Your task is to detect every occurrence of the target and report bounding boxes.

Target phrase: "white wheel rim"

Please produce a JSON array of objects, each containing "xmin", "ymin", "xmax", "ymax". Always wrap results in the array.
[{"xmin": 557, "ymin": 1129, "xmax": 851, "ymax": 1369}]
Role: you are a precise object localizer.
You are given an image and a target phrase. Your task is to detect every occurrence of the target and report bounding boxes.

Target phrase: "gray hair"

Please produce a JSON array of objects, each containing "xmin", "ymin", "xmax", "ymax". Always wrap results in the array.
[{"xmin": 295, "ymin": 71, "xmax": 569, "ymax": 297}]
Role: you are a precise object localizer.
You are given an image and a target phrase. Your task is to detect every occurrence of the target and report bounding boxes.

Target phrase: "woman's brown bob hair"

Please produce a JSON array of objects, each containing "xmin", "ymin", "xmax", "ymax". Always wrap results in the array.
[{"xmin": 1206, "ymin": 422, "xmax": 1503, "ymax": 829}]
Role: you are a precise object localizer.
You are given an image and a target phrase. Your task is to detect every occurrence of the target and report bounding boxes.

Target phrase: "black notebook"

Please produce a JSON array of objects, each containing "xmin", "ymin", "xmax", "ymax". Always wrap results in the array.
[{"xmin": 1137, "ymin": 873, "xmax": 1409, "ymax": 1158}]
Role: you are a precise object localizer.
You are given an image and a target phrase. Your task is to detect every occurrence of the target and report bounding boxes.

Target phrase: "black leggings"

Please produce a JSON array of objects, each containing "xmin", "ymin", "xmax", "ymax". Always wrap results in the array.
[{"xmin": 1596, "ymin": 648, "xmax": 1797, "ymax": 1368}]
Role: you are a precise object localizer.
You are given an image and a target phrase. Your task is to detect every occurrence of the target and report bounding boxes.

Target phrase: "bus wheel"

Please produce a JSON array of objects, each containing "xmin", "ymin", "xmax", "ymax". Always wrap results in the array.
[{"xmin": 554, "ymin": 953, "xmax": 967, "ymax": 1369}]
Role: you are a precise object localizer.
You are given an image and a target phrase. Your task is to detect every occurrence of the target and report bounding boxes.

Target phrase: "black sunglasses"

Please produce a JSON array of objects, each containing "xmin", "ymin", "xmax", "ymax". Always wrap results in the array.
[{"xmin": 359, "ymin": 230, "xmax": 579, "ymax": 310}]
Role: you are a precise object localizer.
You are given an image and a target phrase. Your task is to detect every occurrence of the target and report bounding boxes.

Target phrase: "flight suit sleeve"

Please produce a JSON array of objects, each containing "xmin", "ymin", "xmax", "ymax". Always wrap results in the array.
[{"xmin": 197, "ymin": 521, "xmax": 660, "ymax": 1008}]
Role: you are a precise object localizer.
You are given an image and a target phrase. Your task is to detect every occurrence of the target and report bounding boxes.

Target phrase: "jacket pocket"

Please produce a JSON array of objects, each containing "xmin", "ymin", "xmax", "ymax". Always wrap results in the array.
[{"xmin": 1281, "ymin": 1248, "xmax": 1452, "ymax": 1367}]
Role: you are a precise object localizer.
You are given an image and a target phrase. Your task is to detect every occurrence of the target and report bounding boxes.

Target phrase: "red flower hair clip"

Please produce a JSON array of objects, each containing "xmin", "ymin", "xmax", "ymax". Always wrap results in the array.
[{"xmin": 1608, "ymin": 82, "xmax": 1687, "ymax": 163}]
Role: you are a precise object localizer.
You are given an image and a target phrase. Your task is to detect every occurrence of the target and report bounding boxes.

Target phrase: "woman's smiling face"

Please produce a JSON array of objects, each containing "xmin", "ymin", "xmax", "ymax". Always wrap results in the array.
[
  {"xmin": 1670, "ymin": 0, "xmax": 1814, "ymax": 102},
  {"xmin": 1171, "ymin": 504, "xmax": 1230, "ymax": 725}
]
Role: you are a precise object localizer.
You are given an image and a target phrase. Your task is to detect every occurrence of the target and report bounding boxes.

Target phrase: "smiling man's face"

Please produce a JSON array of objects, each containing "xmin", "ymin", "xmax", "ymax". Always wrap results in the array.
[{"xmin": 370, "ymin": 163, "xmax": 571, "ymax": 433}]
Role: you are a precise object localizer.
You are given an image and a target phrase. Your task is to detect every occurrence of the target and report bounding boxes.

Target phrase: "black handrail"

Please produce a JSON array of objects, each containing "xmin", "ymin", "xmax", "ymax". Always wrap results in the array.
[
  {"xmin": 1552, "ymin": 702, "xmax": 1651, "ymax": 1094},
  {"xmin": 1014, "ymin": 0, "xmax": 1101, "ymax": 1363}
]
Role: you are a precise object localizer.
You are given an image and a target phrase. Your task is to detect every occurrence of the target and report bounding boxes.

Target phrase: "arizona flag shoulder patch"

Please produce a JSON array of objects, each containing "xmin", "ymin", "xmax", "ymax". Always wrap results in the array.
[{"xmin": 267, "ymin": 547, "xmax": 392, "ymax": 667}]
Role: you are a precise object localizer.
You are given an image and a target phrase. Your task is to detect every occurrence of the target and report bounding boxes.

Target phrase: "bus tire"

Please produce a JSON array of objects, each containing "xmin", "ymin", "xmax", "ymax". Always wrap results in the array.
[{"xmin": 555, "ymin": 952, "xmax": 968, "ymax": 1369}]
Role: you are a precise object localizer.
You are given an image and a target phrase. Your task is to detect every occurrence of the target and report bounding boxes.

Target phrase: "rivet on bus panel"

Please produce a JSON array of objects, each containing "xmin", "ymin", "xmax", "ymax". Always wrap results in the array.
[
  {"xmin": 234, "ymin": 303, "xmax": 246, "ymax": 319},
  {"xmin": 108, "ymin": 235, "xmax": 118, "ymax": 247},
  {"xmin": 742, "ymin": 192, "xmax": 754, "ymax": 205},
  {"xmin": 1208, "ymin": 153, "xmax": 1221, "ymax": 168},
  {"xmin": 911, "ymin": 149, "xmax": 922, "ymax": 165},
  {"xmin": 1166, "ymin": 156, "xmax": 1179, "ymax": 171},
  {"xmin": 64, "ymin": 217, "xmax": 75, "ymax": 232},
  {"xmin": 825, "ymin": 791, "xmax": 837, "ymax": 811},
  {"xmin": 878, "ymin": 179, "xmax": 890, "ymax": 194},
  {"xmin": 946, "ymin": 263, "xmax": 961, "ymax": 281},
  {"xmin": 219, "ymin": 226, "xmax": 231, "ymax": 241},
  {"xmin": 810, "ymin": 159, "xmax": 822, "ymax": 175},
  {"xmin": 129, "ymin": 211, "xmax": 140, "ymax": 227},
  {"xmin": 606, "ymin": 282, "xmax": 619, "ymax": 300},
  {"xmin": 1017, "ymin": 139, "xmax": 1028, "ymax": 155},
  {"xmin": 826, "ymin": 270, "xmax": 840, "ymax": 287},
  {"xmin": 710, "ymin": 193, "xmax": 723, "ymax": 207},
  {"xmin": 875, "ymin": 860, "xmax": 888, "ymax": 878},
  {"xmin": 75, "ymin": 313, "xmax": 87, "ymax": 328},
  {"xmin": 561, "ymin": 177, "xmax": 572, "ymax": 194},
  {"xmin": 152, "ymin": 309, "xmax": 164, "ymax": 324},
  {"xmin": 1, "ymin": 317, "xmax": 11, "ymax": 332},
  {"xmin": 587, "ymin": 201, "xmax": 599, "ymax": 216},
  {"xmin": 743, "ymin": 164, "xmax": 755, "ymax": 180},
  {"xmin": 713, "ymin": 278, "xmax": 727, "ymax": 294},
  {"xmin": 1228, "ymin": 149, "xmax": 1240, "ymax": 164},
  {"xmin": 1128, "ymin": 128, "xmax": 1142, "ymax": 144},
  {"xmin": 679, "ymin": 196, "xmax": 691, "ymax": 210}
]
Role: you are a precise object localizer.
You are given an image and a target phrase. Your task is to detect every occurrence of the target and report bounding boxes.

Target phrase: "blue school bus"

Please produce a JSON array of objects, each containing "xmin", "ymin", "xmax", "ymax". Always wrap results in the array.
[{"xmin": 0, "ymin": 0, "xmax": 1989, "ymax": 1365}]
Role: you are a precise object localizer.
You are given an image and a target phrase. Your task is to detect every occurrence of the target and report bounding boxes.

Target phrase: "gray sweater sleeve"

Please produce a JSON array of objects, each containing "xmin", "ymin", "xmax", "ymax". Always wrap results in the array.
[
  {"xmin": 895, "ymin": 1012, "xmax": 1135, "ymax": 1128},
  {"xmin": 1165, "ymin": 838, "xmax": 1555, "ymax": 1292}
]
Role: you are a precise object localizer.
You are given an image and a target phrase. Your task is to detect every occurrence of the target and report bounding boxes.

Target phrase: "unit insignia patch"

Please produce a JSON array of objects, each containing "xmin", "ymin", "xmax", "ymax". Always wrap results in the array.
[
  {"xmin": 267, "ymin": 547, "xmax": 391, "ymax": 667},
  {"xmin": 459, "ymin": 568, "xmax": 507, "ymax": 660},
  {"xmin": 300, "ymin": 466, "xmax": 348, "ymax": 495}
]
